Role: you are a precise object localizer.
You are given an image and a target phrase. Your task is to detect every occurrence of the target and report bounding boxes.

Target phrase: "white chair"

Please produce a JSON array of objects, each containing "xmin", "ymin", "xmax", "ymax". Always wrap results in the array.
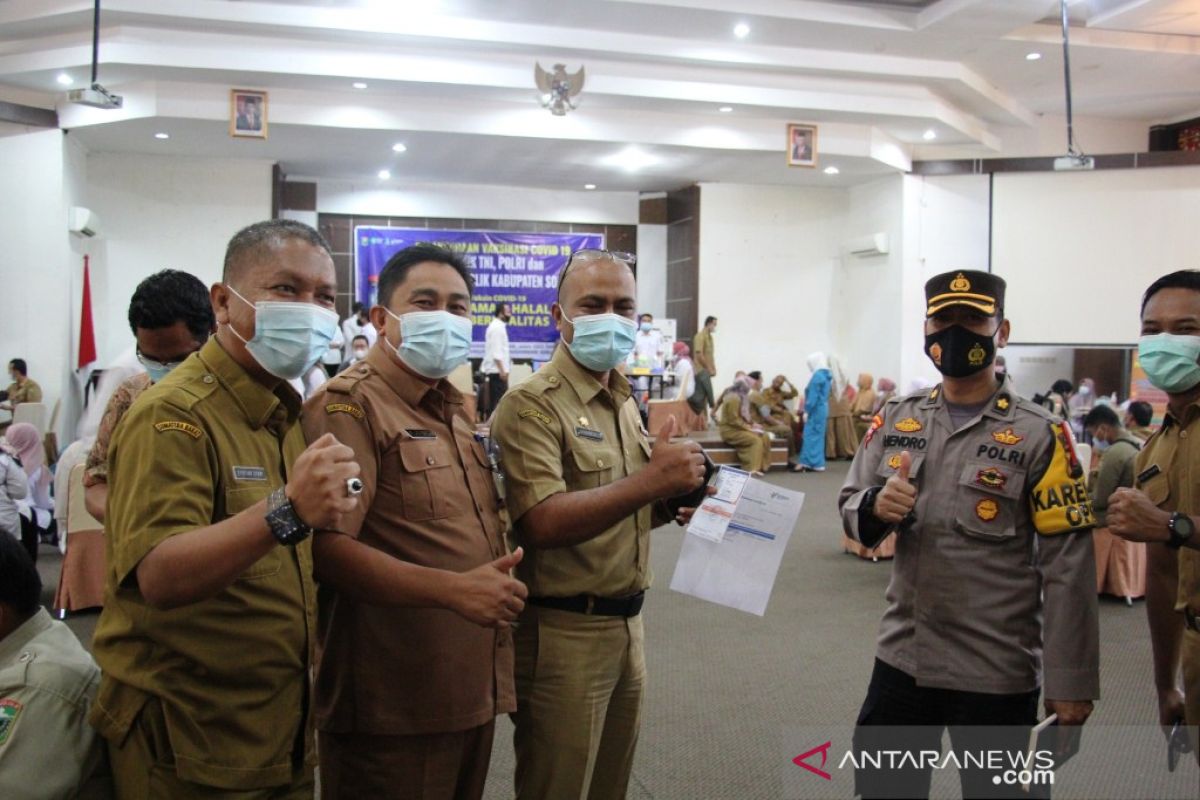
[
  {"xmin": 12, "ymin": 401, "xmax": 47, "ymax": 435},
  {"xmin": 509, "ymin": 363, "xmax": 534, "ymax": 388}
]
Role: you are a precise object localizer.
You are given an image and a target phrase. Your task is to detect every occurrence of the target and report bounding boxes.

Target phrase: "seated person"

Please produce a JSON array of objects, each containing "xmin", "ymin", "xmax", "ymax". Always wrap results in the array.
[
  {"xmin": 761, "ymin": 374, "xmax": 798, "ymax": 428},
  {"xmin": 0, "ymin": 533, "xmax": 106, "ymax": 797},
  {"xmin": 747, "ymin": 371, "xmax": 801, "ymax": 471},
  {"xmin": 1123, "ymin": 399, "xmax": 1155, "ymax": 443},
  {"xmin": 717, "ymin": 377, "xmax": 771, "ymax": 474},
  {"xmin": 1084, "ymin": 404, "xmax": 1142, "ymax": 525},
  {"xmin": 0, "ymin": 359, "xmax": 42, "ymax": 414},
  {"xmin": 0, "ymin": 444, "xmax": 26, "ymax": 546},
  {"xmin": 1, "ymin": 424, "xmax": 53, "ymax": 561}
]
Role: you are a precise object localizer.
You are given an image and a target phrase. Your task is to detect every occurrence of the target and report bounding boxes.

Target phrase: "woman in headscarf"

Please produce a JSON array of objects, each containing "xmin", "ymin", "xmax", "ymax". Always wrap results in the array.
[
  {"xmin": 825, "ymin": 357, "xmax": 859, "ymax": 459},
  {"xmin": 670, "ymin": 341, "xmax": 697, "ymax": 404},
  {"xmin": 799, "ymin": 352, "xmax": 832, "ymax": 471},
  {"xmin": 2, "ymin": 422, "xmax": 54, "ymax": 560},
  {"xmin": 851, "ymin": 373, "xmax": 878, "ymax": 441},
  {"xmin": 717, "ymin": 376, "xmax": 771, "ymax": 474}
]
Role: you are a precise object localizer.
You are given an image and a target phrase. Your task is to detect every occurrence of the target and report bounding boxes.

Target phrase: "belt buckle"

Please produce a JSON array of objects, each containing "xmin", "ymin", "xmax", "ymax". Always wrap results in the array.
[{"xmin": 585, "ymin": 596, "xmax": 596, "ymax": 615}]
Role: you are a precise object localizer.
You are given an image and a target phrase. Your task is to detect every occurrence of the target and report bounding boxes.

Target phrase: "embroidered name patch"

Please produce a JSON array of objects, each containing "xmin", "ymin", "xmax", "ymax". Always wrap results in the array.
[
  {"xmin": 325, "ymin": 403, "xmax": 364, "ymax": 419},
  {"xmin": 405, "ymin": 429, "xmax": 437, "ymax": 440},
  {"xmin": 233, "ymin": 466, "xmax": 267, "ymax": 482},
  {"xmin": 1137, "ymin": 464, "xmax": 1162, "ymax": 484},
  {"xmin": 154, "ymin": 421, "xmax": 202, "ymax": 439},
  {"xmin": 519, "ymin": 409, "xmax": 553, "ymax": 425},
  {"xmin": 575, "ymin": 427, "xmax": 604, "ymax": 442}
]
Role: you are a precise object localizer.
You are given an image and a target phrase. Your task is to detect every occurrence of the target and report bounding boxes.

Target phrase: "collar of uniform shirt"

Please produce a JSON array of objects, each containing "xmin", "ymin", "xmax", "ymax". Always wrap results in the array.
[
  {"xmin": 199, "ymin": 338, "xmax": 301, "ymax": 430},
  {"xmin": 1162, "ymin": 397, "xmax": 1200, "ymax": 429},
  {"xmin": 550, "ymin": 345, "xmax": 633, "ymax": 406},
  {"xmin": 921, "ymin": 375, "xmax": 1016, "ymax": 420},
  {"xmin": 364, "ymin": 344, "xmax": 464, "ymax": 414}
]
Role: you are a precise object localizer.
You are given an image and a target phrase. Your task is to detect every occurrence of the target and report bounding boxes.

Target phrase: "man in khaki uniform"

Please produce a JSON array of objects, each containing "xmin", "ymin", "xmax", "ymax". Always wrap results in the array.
[
  {"xmin": 2, "ymin": 359, "xmax": 42, "ymax": 411},
  {"xmin": 491, "ymin": 249, "xmax": 706, "ymax": 800},
  {"xmin": 690, "ymin": 315, "xmax": 717, "ymax": 416},
  {"xmin": 1108, "ymin": 270, "xmax": 1200, "ymax": 762},
  {"xmin": 302, "ymin": 243, "xmax": 526, "ymax": 799},
  {"xmin": 747, "ymin": 371, "xmax": 798, "ymax": 468},
  {"xmin": 0, "ymin": 534, "xmax": 106, "ymax": 798},
  {"xmin": 761, "ymin": 374, "xmax": 798, "ymax": 427},
  {"xmin": 89, "ymin": 220, "xmax": 360, "ymax": 798},
  {"xmin": 839, "ymin": 270, "xmax": 1099, "ymax": 797}
]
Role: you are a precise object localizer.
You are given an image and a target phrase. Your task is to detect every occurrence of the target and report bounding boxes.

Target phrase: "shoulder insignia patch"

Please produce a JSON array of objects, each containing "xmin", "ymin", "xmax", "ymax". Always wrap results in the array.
[
  {"xmin": 975, "ymin": 498, "xmax": 999, "ymax": 522},
  {"xmin": 929, "ymin": 387, "xmax": 940, "ymax": 401},
  {"xmin": 0, "ymin": 698, "xmax": 23, "ymax": 747},
  {"xmin": 894, "ymin": 417, "xmax": 923, "ymax": 433},
  {"xmin": 325, "ymin": 402, "xmax": 365, "ymax": 419},
  {"xmin": 519, "ymin": 408, "xmax": 553, "ymax": 425},
  {"xmin": 992, "ymin": 428, "xmax": 1023, "ymax": 446},
  {"xmin": 153, "ymin": 420, "xmax": 203, "ymax": 439},
  {"xmin": 862, "ymin": 414, "xmax": 884, "ymax": 447},
  {"xmin": 994, "ymin": 395, "xmax": 1011, "ymax": 412}
]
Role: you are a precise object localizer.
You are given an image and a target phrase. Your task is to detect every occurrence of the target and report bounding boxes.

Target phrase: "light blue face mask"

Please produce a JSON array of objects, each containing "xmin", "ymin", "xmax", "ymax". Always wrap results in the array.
[
  {"xmin": 227, "ymin": 287, "xmax": 339, "ymax": 380},
  {"xmin": 1138, "ymin": 333, "xmax": 1200, "ymax": 394},
  {"xmin": 137, "ymin": 352, "xmax": 184, "ymax": 384},
  {"xmin": 562, "ymin": 311, "xmax": 638, "ymax": 371},
  {"xmin": 384, "ymin": 309, "xmax": 472, "ymax": 379}
]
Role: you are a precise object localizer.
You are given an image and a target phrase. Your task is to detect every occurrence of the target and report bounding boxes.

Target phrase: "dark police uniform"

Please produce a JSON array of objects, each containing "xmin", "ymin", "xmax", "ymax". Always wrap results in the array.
[{"xmin": 837, "ymin": 271, "xmax": 1099, "ymax": 798}]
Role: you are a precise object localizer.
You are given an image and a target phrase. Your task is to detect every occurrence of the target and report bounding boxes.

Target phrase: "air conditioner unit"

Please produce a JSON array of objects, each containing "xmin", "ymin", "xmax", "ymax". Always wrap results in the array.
[
  {"xmin": 845, "ymin": 232, "xmax": 889, "ymax": 257},
  {"xmin": 68, "ymin": 206, "xmax": 100, "ymax": 238}
]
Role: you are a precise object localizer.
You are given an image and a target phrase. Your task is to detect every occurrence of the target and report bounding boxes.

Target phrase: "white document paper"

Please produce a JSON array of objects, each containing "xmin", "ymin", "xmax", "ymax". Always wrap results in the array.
[
  {"xmin": 670, "ymin": 477, "xmax": 805, "ymax": 616},
  {"xmin": 685, "ymin": 466, "xmax": 750, "ymax": 543}
]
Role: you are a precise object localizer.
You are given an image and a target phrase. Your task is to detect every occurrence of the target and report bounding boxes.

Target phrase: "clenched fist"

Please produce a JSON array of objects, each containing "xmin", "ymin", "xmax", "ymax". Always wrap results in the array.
[{"xmin": 286, "ymin": 432, "xmax": 361, "ymax": 530}]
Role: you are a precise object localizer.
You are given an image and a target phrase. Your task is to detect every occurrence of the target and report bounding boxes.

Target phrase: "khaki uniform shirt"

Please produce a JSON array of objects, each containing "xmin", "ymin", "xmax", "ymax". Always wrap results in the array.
[
  {"xmin": 838, "ymin": 379, "xmax": 1100, "ymax": 699},
  {"xmin": 5, "ymin": 378, "xmax": 42, "ymax": 406},
  {"xmin": 89, "ymin": 338, "xmax": 316, "ymax": 790},
  {"xmin": 1134, "ymin": 401, "xmax": 1200, "ymax": 614},
  {"xmin": 301, "ymin": 344, "xmax": 514, "ymax": 736},
  {"xmin": 718, "ymin": 393, "xmax": 753, "ymax": 435},
  {"xmin": 692, "ymin": 328, "xmax": 714, "ymax": 373},
  {"xmin": 491, "ymin": 346, "xmax": 657, "ymax": 598},
  {"xmin": 762, "ymin": 384, "xmax": 797, "ymax": 415},
  {"xmin": 748, "ymin": 389, "xmax": 777, "ymax": 427},
  {"xmin": 1, "ymin": 609, "xmax": 105, "ymax": 799},
  {"xmin": 82, "ymin": 373, "xmax": 151, "ymax": 487}
]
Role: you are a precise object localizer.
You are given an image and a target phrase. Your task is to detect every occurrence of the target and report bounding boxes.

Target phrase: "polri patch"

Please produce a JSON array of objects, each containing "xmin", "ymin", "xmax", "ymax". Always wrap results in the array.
[
  {"xmin": 325, "ymin": 402, "xmax": 364, "ymax": 419},
  {"xmin": 0, "ymin": 698, "xmax": 22, "ymax": 747},
  {"xmin": 519, "ymin": 408, "xmax": 553, "ymax": 425},
  {"xmin": 154, "ymin": 420, "xmax": 203, "ymax": 439},
  {"xmin": 233, "ymin": 466, "xmax": 267, "ymax": 482},
  {"xmin": 575, "ymin": 426, "xmax": 604, "ymax": 442}
]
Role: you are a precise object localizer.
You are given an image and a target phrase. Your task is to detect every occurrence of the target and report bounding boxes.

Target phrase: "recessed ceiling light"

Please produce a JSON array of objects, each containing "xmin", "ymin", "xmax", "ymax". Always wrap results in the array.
[
  {"xmin": 391, "ymin": 142, "xmax": 407, "ymax": 153},
  {"xmin": 733, "ymin": 22, "xmax": 750, "ymax": 39},
  {"xmin": 377, "ymin": 169, "xmax": 391, "ymax": 180},
  {"xmin": 1025, "ymin": 52, "xmax": 1042, "ymax": 61},
  {"xmin": 353, "ymin": 81, "xmax": 368, "ymax": 89},
  {"xmin": 584, "ymin": 184, "xmax": 596, "ymax": 190},
  {"xmin": 601, "ymin": 147, "xmax": 658, "ymax": 173},
  {"xmin": 823, "ymin": 166, "xmax": 840, "ymax": 175},
  {"xmin": 55, "ymin": 73, "xmax": 73, "ymax": 86},
  {"xmin": 719, "ymin": 106, "xmax": 733, "ymax": 113},
  {"xmin": 922, "ymin": 129, "xmax": 937, "ymax": 141},
  {"xmin": 154, "ymin": 132, "xmax": 169, "ymax": 140}
]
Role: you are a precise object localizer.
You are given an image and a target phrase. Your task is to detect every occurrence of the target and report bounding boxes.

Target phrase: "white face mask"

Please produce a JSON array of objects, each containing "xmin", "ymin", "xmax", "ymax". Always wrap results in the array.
[{"xmin": 352, "ymin": 348, "xmax": 368, "ymax": 360}]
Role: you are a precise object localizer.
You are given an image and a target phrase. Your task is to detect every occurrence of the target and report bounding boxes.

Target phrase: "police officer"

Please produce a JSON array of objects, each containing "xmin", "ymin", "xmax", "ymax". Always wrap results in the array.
[
  {"xmin": 90, "ymin": 220, "xmax": 359, "ymax": 798},
  {"xmin": 490, "ymin": 249, "xmax": 706, "ymax": 800},
  {"xmin": 301, "ymin": 244, "xmax": 527, "ymax": 799},
  {"xmin": 1107, "ymin": 270, "xmax": 1200, "ymax": 763},
  {"xmin": 838, "ymin": 270, "xmax": 1099, "ymax": 798}
]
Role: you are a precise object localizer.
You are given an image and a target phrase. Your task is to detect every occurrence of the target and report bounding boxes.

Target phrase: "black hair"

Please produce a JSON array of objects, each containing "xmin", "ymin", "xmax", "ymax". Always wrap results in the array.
[
  {"xmin": 1051, "ymin": 379, "xmax": 1073, "ymax": 396},
  {"xmin": 0, "ymin": 529, "xmax": 41, "ymax": 617},
  {"xmin": 352, "ymin": 301, "xmax": 365, "ymax": 315},
  {"xmin": 640, "ymin": 312, "xmax": 653, "ymax": 321},
  {"xmin": 704, "ymin": 316, "xmax": 717, "ymax": 327},
  {"xmin": 377, "ymin": 243, "xmax": 474, "ymax": 307},
  {"xmin": 494, "ymin": 302, "xmax": 508, "ymax": 316},
  {"xmin": 128, "ymin": 269, "xmax": 215, "ymax": 341},
  {"xmin": 352, "ymin": 335, "xmax": 369, "ymax": 345},
  {"xmin": 8, "ymin": 359, "xmax": 26, "ymax": 376},
  {"xmin": 1127, "ymin": 400, "xmax": 1153, "ymax": 427},
  {"xmin": 1142, "ymin": 270, "xmax": 1200, "ymax": 314},
  {"xmin": 748, "ymin": 370, "xmax": 762, "ymax": 381},
  {"xmin": 222, "ymin": 219, "xmax": 332, "ymax": 283},
  {"xmin": 1083, "ymin": 404, "xmax": 1120, "ymax": 430}
]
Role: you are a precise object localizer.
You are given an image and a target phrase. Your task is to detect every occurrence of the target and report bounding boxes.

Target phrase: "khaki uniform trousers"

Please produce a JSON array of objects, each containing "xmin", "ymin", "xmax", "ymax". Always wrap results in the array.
[
  {"xmin": 762, "ymin": 423, "xmax": 795, "ymax": 463},
  {"xmin": 512, "ymin": 606, "xmax": 645, "ymax": 800},
  {"xmin": 720, "ymin": 427, "xmax": 771, "ymax": 472},
  {"xmin": 107, "ymin": 697, "xmax": 313, "ymax": 800}
]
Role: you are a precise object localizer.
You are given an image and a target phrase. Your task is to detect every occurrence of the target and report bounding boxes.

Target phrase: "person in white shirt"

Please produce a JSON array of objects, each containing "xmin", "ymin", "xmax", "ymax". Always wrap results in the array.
[
  {"xmin": 632, "ymin": 312, "xmax": 664, "ymax": 368},
  {"xmin": 341, "ymin": 302, "xmax": 377, "ymax": 349},
  {"xmin": 338, "ymin": 334, "xmax": 370, "ymax": 373},
  {"xmin": 666, "ymin": 341, "xmax": 696, "ymax": 402},
  {"xmin": 481, "ymin": 302, "xmax": 512, "ymax": 417},
  {"xmin": 321, "ymin": 326, "xmax": 345, "ymax": 377}
]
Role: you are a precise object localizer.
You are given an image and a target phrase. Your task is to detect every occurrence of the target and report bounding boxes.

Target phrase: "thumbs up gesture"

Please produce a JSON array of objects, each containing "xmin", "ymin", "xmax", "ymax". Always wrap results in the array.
[
  {"xmin": 449, "ymin": 547, "xmax": 529, "ymax": 629},
  {"xmin": 873, "ymin": 450, "xmax": 918, "ymax": 525}
]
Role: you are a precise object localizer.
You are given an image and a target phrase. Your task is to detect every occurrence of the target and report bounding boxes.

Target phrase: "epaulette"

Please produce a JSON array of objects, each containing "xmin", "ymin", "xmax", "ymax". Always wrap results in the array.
[
  {"xmin": 325, "ymin": 364, "xmax": 372, "ymax": 397},
  {"xmin": 159, "ymin": 371, "xmax": 220, "ymax": 412},
  {"xmin": 512, "ymin": 370, "xmax": 562, "ymax": 398}
]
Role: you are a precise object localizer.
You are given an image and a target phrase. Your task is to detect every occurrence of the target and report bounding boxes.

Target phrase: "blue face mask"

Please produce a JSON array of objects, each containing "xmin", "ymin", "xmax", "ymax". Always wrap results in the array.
[
  {"xmin": 384, "ymin": 309, "xmax": 472, "ymax": 379},
  {"xmin": 1093, "ymin": 438, "xmax": 1110, "ymax": 453},
  {"xmin": 137, "ymin": 352, "xmax": 184, "ymax": 384},
  {"xmin": 562, "ymin": 311, "xmax": 638, "ymax": 371},
  {"xmin": 640, "ymin": 321, "xmax": 652, "ymax": 332},
  {"xmin": 1138, "ymin": 333, "xmax": 1200, "ymax": 394},
  {"xmin": 227, "ymin": 287, "xmax": 339, "ymax": 380}
]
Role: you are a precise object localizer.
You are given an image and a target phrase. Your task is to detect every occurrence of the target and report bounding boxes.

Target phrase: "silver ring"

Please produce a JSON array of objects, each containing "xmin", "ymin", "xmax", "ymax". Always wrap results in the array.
[{"xmin": 345, "ymin": 477, "xmax": 364, "ymax": 497}]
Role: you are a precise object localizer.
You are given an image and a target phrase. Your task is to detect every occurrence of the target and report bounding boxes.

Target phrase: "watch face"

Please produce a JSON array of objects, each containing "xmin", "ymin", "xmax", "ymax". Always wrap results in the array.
[{"xmin": 1175, "ymin": 514, "xmax": 1196, "ymax": 538}]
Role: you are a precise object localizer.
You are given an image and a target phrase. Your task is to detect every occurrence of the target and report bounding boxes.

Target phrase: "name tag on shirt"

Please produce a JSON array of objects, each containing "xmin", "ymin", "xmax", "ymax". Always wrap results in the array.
[
  {"xmin": 1137, "ymin": 464, "xmax": 1161, "ymax": 484},
  {"xmin": 575, "ymin": 427, "xmax": 604, "ymax": 442},
  {"xmin": 233, "ymin": 466, "xmax": 267, "ymax": 482},
  {"xmin": 405, "ymin": 429, "xmax": 437, "ymax": 440}
]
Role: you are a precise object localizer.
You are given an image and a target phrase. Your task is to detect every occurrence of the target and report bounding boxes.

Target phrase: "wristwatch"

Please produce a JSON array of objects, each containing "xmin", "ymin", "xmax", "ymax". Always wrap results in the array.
[
  {"xmin": 265, "ymin": 487, "xmax": 313, "ymax": 546},
  {"xmin": 1167, "ymin": 512, "xmax": 1195, "ymax": 550}
]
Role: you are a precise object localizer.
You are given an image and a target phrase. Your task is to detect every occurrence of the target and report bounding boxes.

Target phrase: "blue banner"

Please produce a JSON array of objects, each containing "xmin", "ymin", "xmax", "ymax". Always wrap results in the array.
[{"xmin": 355, "ymin": 227, "xmax": 604, "ymax": 360}]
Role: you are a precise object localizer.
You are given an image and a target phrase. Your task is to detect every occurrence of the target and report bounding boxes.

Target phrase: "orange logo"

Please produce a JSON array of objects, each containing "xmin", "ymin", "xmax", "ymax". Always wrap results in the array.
[
  {"xmin": 992, "ymin": 428, "xmax": 1023, "ymax": 446},
  {"xmin": 894, "ymin": 417, "xmax": 923, "ymax": 433},
  {"xmin": 887, "ymin": 454, "xmax": 903, "ymax": 469},
  {"xmin": 976, "ymin": 498, "xmax": 999, "ymax": 521},
  {"xmin": 930, "ymin": 343, "xmax": 943, "ymax": 365},
  {"xmin": 950, "ymin": 272, "xmax": 971, "ymax": 292}
]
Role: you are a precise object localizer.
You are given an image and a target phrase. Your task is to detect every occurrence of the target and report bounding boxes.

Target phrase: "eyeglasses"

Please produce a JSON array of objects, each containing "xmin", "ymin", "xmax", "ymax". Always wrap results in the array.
[{"xmin": 137, "ymin": 351, "xmax": 185, "ymax": 373}]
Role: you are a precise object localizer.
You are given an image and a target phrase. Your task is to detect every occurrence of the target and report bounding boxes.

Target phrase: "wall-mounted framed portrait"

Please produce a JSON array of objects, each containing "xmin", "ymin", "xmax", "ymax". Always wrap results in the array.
[
  {"xmin": 231, "ymin": 89, "xmax": 268, "ymax": 139},
  {"xmin": 787, "ymin": 123, "xmax": 817, "ymax": 168}
]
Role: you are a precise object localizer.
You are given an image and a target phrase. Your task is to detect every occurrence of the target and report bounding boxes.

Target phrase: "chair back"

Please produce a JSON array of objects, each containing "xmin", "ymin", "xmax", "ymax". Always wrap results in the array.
[{"xmin": 12, "ymin": 401, "xmax": 47, "ymax": 434}]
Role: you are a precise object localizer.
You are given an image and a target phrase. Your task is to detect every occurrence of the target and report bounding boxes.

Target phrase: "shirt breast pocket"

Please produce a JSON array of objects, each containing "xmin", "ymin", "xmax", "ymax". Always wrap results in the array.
[
  {"xmin": 395, "ymin": 438, "xmax": 456, "ymax": 521},
  {"xmin": 953, "ymin": 460, "xmax": 1025, "ymax": 542},
  {"xmin": 224, "ymin": 487, "xmax": 282, "ymax": 580},
  {"xmin": 567, "ymin": 445, "xmax": 619, "ymax": 489},
  {"xmin": 1140, "ymin": 471, "xmax": 1171, "ymax": 508}
]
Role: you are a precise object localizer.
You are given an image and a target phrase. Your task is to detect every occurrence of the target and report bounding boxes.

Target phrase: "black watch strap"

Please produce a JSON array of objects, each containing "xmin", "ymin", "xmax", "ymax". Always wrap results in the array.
[{"xmin": 265, "ymin": 487, "xmax": 312, "ymax": 546}]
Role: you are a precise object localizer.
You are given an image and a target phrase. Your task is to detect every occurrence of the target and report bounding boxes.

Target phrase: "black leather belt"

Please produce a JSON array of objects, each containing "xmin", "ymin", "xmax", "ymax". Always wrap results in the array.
[
  {"xmin": 1186, "ymin": 606, "xmax": 1200, "ymax": 633},
  {"xmin": 530, "ymin": 591, "xmax": 645, "ymax": 618}
]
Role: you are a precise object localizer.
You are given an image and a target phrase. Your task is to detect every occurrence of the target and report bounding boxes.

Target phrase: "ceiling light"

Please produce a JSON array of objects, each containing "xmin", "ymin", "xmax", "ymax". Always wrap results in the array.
[
  {"xmin": 823, "ymin": 166, "xmax": 840, "ymax": 175},
  {"xmin": 922, "ymin": 129, "xmax": 937, "ymax": 141},
  {"xmin": 154, "ymin": 132, "xmax": 169, "ymax": 140},
  {"xmin": 584, "ymin": 184, "xmax": 596, "ymax": 190},
  {"xmin": 391, "ymin": 142, "xmax": 407, "ymax": 153},
  {"xmin": 601, "ymin": 147, "xmax": 658, "ymax": 173},
  {"xmin": 352, "ymin": 81, "xmax": 368, "ymax": 89},
  {"xmin": 56, "ymin": 73, "xmax": 73, "ymax": 86},
  {"xmin": 733, "ymin": 22, "xmax": 750, "ymax": 39},
  {"xmin": 719, "ymin": 106, "xmax": 733, "ymax": 113},
  {"xmin": 1025, "ymin": 52, "xmax": 1042, "ymax": 61},
  {"xmin": 377, "ymin": 169, "xmax": 391, "ymax": 180}
]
